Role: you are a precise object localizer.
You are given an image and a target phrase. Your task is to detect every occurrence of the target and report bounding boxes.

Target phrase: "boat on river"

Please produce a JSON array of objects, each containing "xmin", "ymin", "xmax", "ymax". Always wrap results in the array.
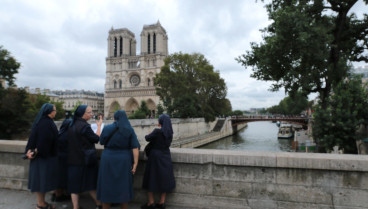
[{"xmin": 278, "ymin": 124, "xmax": 293, "ymax": 139}]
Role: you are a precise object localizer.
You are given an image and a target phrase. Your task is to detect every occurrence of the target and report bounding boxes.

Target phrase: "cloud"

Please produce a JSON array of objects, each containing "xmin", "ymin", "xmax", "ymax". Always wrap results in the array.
[{"xmin": 0, "ymin": 0, "xmax": 366, "ymax": 110}]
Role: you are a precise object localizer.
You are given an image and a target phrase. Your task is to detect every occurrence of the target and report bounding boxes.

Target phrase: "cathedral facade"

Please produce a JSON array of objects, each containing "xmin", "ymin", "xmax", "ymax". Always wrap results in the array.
[{"xmin": 104, "ymin": 21, "xmax": 168, "ymax": 118}]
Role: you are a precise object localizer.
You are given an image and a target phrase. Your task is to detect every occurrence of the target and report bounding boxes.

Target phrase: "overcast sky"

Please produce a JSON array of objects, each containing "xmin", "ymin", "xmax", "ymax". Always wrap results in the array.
[{"xmin": 1, "ymin": 0, "xmax": 367, "ymax": 110}]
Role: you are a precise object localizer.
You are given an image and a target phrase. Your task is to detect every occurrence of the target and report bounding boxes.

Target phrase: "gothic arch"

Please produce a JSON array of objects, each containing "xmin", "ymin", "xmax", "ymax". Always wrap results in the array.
[
  {"xmin": 146, "ymin": 99, "xmax": 156, "ymax": 117},
  {"xmin": 108, "ymin": 101, "xmax": 121, "ymax": 118},
  {"xmin": 125, "ymin": 98, "xmax": 139, "ymax": 115}
]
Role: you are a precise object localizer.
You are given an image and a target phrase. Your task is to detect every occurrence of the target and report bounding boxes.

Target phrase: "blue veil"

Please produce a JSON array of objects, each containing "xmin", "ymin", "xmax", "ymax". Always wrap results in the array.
[
  {"xmin": 158, "ymin": 114, "xmax": 173, "ymax": 140},
  {"xmin": 70, "ymin": 105, "xmax": 87, "ymax": 126},
  {"xmin": 31, "ymin": 103, "xmax": 54, "ymax": 129},
  {"xmin": 114, "ymin": 110, "xmax": 134, "ymax": 135}
]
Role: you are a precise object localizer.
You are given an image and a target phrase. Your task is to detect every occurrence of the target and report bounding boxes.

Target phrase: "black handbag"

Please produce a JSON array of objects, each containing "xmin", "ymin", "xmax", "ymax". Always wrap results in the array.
[{"xmin": 144, "ymin": 142, "xmax": 153, "ymax": 157}]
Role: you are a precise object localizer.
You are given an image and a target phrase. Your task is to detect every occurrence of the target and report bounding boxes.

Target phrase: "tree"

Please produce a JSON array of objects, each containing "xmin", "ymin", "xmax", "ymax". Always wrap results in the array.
[
  {"xmin": 312, "ymin": 74, "xmax": 368, "ymax": 153},
  {"xmin": 237, "ymin": 0, "xmax": 368, "ymax": 108},
  {"xmin": 0, "ymin": 88, "xmax": 34, "ymax": 139},
  {"xmin": 129, "ymin": 100, "xmax": 151, "ymax": 119},
  {"xmin": 156, "ymin": 103, "xmax": 164, "ymax": 116},
  {"xmin": 29, "ymin": 93, "xmax": 65, "ymax": 120},
  {"xmin": 155, "ymin": 52, "xmax": 231, "ymax": 122},
  {"xmin": 267, "ymin": 92, "xmax": 309, "ymax": 115},
  {"xmin": 0, "ymin": 46, "xmax": 21, "ymax": 87},
  {"xmin": 232, "ymin": 110, "xmax": 244, "ymax": 116}
]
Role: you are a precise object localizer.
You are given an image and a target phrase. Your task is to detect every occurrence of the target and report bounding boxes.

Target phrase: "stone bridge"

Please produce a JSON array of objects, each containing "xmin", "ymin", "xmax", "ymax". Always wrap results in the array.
[
  {"xmin": 231, "ymin": 116, "xmax": 309, "ymax": 127},
  {"xmin": 1, "ymin": 140, "xmax": 367, "ymax": 209}
]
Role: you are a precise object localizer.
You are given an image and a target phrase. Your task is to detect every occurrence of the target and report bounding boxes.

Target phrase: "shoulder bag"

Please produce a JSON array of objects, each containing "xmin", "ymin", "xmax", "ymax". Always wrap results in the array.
[{"xmin": 144, "ymin": 141, "xmax": 153, "ymax": 157}]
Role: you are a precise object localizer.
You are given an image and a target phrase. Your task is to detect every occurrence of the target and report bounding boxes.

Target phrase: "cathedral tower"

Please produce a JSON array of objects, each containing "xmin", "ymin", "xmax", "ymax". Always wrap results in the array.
[{"xmin": 104, "ymin": 21, "xmax": 168, "ymax": 118}]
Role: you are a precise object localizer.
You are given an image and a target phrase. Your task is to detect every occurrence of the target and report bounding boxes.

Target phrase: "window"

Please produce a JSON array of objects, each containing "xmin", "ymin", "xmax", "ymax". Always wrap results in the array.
[
  {"xmin": 147, "ymin": 34, "xmax": 150, "ymax": 54},
  {"xmin": 114, "ymin": 37, "xmax": 117, "ymax": 57},
  {"xmin": 114, "ymin": 80, "xmax": 117, "ymax": 89},
  {"xmin": 120, "ymin": 37, "xmax": 123, "ymax": 56},
  {"xmin": 130, "ymin": 39, "xmax": 132, "ymax": 55},
  {"xmin": 119, "ymin": 80, "xmax": 122, "ymax": 89},
  {"xmin": 153, "ymin": 33, "xmax": 156, "ymax": 53},
  {"xmin": 148, "ymin": 78, "xmax": 151, "ymax": 86}
]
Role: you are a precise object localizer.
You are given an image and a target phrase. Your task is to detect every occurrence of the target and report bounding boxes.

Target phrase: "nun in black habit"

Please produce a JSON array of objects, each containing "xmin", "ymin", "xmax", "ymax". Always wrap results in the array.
[
  {"xmin": 25, "ymin": 103, "xmax": 58, "ymax": 209},
  {"xmin": 141, "ymin": 114, "xmax": 176, "ymax": 209},
  {"xmin": 67, "ymin": 105, "xmax": 102, "ymax": 209}
]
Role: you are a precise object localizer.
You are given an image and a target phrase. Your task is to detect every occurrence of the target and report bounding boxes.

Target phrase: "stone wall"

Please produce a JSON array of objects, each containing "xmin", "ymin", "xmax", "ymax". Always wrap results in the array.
[
  {"xmin": 86, "ymin": 118, "xmax": 219, "ymax": 146},
  {"xmin": 1, "ymin": 140, "xmax": 368, "ymax": 209}
]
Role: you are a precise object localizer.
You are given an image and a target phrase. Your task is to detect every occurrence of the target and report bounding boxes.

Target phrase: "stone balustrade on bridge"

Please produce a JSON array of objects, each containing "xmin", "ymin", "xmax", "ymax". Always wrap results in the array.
[{"xmin": 1, "ymin": 140, "xmax": 368, "ymax": 209}]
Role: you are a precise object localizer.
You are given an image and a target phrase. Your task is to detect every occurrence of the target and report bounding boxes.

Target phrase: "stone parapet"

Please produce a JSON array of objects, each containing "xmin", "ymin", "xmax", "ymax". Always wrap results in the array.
[{"xmin": 1, "ymin": 140, "xmax": 368, "ymax": 208}]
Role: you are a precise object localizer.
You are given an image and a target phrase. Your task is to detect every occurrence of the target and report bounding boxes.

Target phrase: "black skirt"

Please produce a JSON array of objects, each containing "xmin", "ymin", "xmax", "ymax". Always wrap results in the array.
[
  {"xmin": 68, "ymin": 164, "xmax": 98, "ymax": 194},
  {"xmin": 142, "ymin": 149, "xmax": 175, "ymax": 193},
  {"xmin": 28, "ymin": 156, "xmax": 59, "ymax": 193}
]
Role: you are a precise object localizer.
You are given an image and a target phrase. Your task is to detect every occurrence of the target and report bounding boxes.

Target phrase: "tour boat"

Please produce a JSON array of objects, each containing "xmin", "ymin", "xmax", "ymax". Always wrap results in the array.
[{"xmin": 278, "ymin": 124, "xmax": 294, "ymax": 139}]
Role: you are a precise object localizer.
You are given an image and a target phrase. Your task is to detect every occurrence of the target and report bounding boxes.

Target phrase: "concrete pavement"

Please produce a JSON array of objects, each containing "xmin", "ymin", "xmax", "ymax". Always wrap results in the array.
[{"xmin": 0, "ymin": 188, "xmax": 141, "ymax": 209}]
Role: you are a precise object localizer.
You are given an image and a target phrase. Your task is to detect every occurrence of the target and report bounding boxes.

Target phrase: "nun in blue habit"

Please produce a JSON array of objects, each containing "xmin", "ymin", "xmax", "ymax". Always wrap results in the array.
[
  {"xmin": 67, "ymin": 105, "xmax": 102, "ymax": 209},
  {"xmin": 141, "ymin": 114, "xmax": 176, "ymax": 209},
  {"xmin": 25, "ymin": 103, "xmax": 58, "ymax": 209},
  {"xmin": 97, "ymin": 110, "xmax": 140, "ymax": 209}
]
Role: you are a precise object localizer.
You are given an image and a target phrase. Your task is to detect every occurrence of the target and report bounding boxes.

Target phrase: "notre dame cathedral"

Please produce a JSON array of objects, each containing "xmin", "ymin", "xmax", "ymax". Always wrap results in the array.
[{"xmin": 104, "ymin": 21, "xmax": 168, "ymax": 118}]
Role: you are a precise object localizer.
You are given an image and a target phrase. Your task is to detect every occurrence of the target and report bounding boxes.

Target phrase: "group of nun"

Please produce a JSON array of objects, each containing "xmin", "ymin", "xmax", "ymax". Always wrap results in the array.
[{"xmin": 25, "ymin": 103, "xmax": 176, "ymax": 209}]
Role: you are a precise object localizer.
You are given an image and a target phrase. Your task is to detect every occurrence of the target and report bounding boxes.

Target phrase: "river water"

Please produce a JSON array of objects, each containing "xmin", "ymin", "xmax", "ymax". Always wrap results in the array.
[{"xmin": 198, "ymin": 121, "xmax": 293, "ymax": 152}]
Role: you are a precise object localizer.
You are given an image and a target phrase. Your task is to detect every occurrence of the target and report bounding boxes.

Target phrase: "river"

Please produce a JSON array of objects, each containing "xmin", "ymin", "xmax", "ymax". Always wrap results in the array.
[{"xmin": 198, "ymin": 121, "xmax": 293, "ymax": 152}]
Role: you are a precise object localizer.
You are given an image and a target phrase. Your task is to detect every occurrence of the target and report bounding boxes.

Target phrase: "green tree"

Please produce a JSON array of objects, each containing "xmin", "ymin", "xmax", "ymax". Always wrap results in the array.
[
  {"xmin": 237, "ymin": 0, "xmax": 368, "ymax": 108},
  {"xmin": 0, "ymin": 46, "xmax": 21, "ymax": 87},
  {"xmin": 267, "ymin": 92, "xmax": 309, "ymax": 115},
  {"xmin": 155, "ymin": 52, "xmax": 230, "ymax": 122},
  {"xmin": 312, "ymin": 74, "xmax": 368, "ymax": 153},
  {"xmin": 0, "ymin": 88, "xmax": 34, "ymax": 139},
  {"xmin": 156, "ymin": 103, "xmax": 164, "ymax": 116},
  {"xmin": 29, "ymin": 94, "xmax": 65, "ymax": 120},
  {"xmin": 51, "ymin": 101, "xmax": 65, "ymax": 120},
  {"xmin": 232, "ymin": 110, "xmax": 244, "ymax": 116},
  {"xmin": 129, "ymin": 100, "xmax": 151, "ymax": 119}
]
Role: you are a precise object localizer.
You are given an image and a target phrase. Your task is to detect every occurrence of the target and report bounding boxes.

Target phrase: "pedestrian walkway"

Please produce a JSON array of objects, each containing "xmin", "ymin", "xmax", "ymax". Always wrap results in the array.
[
  {"xmin": 0, "ymin": 188, "xmax": 141, "ymax": 209},
  {"xmin": 0, "ymin": 188, "xmax": 190, "ymax": 209}
]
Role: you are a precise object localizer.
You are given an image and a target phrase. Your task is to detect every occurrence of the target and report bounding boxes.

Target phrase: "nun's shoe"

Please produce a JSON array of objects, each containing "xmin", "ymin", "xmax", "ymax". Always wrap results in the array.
[
  {"xmin": 141, "ymin": 203, "xmax": 156, "ymax": 209},
  {"xmin": 155, "ymin": 203, "xmax": 166, "ymax": 209}
]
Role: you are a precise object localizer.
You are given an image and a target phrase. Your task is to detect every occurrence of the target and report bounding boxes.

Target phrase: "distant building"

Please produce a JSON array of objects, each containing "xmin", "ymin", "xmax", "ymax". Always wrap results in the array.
[
  {"xmin": 24, "ymin": 87, "xmax": 104, "ymax": 116},
  {"xmin": 52, "ymin": 89, "xmax": 104, "ymax": 114},
  {"xmin": 249, "ymin": 108, "xmax": 265, "ymax": 114},
  {"xmin": 104, "ymin": 21, "xmax": 168, "ymax": 118},
  {"xmin": 24, "ymin": 87, "xmax": 59, "ymax": 102}
]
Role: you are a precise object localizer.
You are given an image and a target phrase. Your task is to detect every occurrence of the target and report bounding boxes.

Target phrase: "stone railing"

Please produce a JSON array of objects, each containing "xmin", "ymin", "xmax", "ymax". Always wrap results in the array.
[{"xmin": 1, "ymin": 140, "xmax": 368, "ymax": 209}]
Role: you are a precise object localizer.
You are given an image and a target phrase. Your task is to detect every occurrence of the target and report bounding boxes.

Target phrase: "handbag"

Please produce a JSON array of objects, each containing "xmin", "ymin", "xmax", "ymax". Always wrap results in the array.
[{"xmin": 144, "ymin": 141, "xmax": 153, "ymax": 157}]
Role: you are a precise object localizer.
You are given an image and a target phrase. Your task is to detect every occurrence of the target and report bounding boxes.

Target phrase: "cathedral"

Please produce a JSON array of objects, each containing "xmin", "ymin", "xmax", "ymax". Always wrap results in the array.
[{"xmin": 104, "ymin": 21, "xmax": 168, "ymax": 118}]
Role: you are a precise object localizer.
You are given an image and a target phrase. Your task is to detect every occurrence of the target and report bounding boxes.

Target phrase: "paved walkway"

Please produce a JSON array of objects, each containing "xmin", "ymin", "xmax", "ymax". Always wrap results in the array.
[
  {"xmin": 0, "ymin": 188, "xmax": 143, "ymax": 209},
  {"xmin": 0, "ymin": 188, "xmax": 191, "ymax": 209}
]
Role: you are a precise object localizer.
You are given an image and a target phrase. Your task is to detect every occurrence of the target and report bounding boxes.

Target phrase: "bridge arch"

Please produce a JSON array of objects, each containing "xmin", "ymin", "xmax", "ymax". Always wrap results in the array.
[{"xmin": 146, "ymin": 98, "xmax": 156, "ymax": 117}]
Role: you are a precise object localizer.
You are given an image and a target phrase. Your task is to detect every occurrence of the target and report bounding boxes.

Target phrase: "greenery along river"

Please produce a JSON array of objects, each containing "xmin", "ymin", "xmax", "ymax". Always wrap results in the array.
[{"xmin": 199, "ymin": 121, "xmax": 293, "ymax": 152}]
